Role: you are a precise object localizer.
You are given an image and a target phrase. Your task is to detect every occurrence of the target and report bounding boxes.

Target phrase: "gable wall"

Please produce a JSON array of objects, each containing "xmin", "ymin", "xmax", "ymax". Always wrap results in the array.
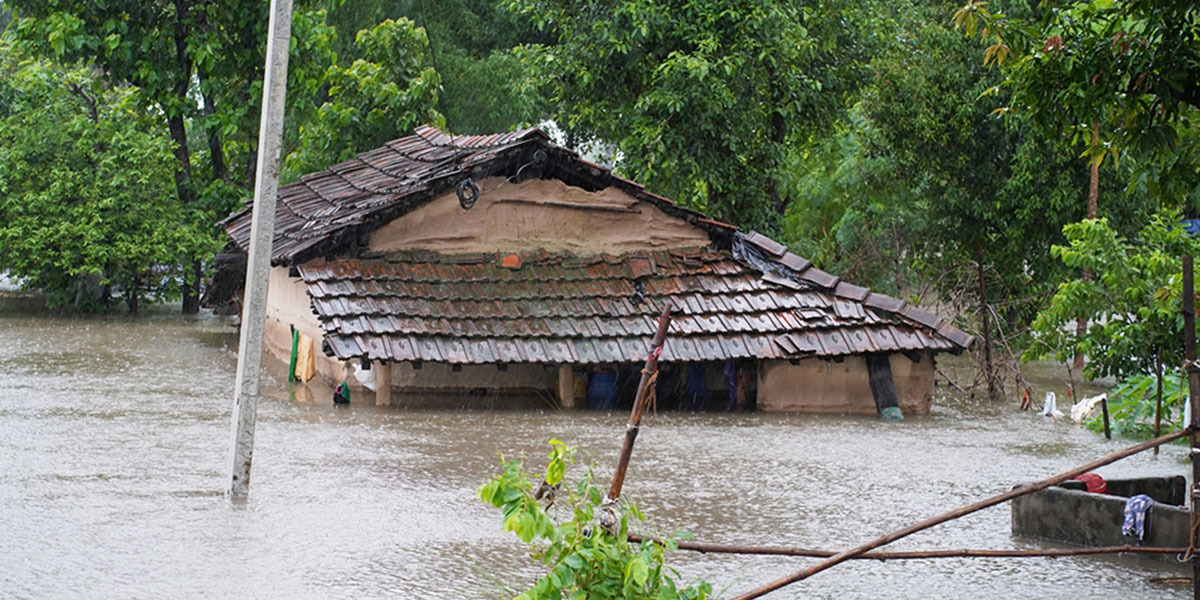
[{"xmin": 368, "ymin": 177, "xmax": 712, "ymax": 255}]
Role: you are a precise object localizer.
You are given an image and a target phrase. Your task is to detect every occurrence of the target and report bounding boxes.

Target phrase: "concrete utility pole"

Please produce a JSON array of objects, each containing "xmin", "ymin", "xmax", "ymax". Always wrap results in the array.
[{"xmin": 227, "ymin": 0, "xmax": 293, "ymax": 499}]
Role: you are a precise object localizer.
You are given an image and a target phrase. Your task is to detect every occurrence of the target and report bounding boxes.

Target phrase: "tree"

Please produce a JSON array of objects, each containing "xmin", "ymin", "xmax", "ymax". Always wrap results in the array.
[
  {"xmin": 956, "ymin": 0, "xmax": 1200, "ymax": 383},
  {"xmin": 0, "ymin": 47, "xmax": 208, "ymax": 311},
  {"xmin": 326, "ymin": 0, "xmax": 550, "ymax": 135},
  {"xmin": 955, "ymin": 0, "xmax": 1200, "ymax": 172},
  {"xmin": 803, "ymin": 1, "xmax": 1140, "ymax": 399},
  {"xmin": 281, "ymin": 18, "xmax": 442, "ymax": 180},
  {"xmin": 1026, "ymin": 213, "xmax": 1199, "ymax": 381},
  {"xmin": 4, "ymin": 2, "xmax": 445, "ymax": 311},
  {"xmin": 508, "ymin": 0, "xmax": 874, "ymax": 233}
]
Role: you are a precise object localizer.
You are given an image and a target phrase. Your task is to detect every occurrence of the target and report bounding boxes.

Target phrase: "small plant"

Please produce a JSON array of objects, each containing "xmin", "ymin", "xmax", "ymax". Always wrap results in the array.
[
  {"xmin": 1087, "ymin": 371, "xmax": 1187, "ymax": 439},
  {"xmin": 479, "ymin": 440, "xmax": 710, "ymax": 600}
]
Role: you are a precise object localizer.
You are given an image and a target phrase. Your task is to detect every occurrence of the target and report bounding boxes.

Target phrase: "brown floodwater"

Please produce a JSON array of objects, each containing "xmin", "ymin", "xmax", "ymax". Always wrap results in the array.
[{"xmin": 0, "ymin": 304, "xmax": 1191, "ymax": 599}]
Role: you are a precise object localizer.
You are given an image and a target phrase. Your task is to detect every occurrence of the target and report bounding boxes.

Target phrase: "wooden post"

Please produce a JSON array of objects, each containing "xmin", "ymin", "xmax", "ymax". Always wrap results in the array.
[
  {"xmin": 1155, "ymin": 347, "xmax": 1164, "ymax": 457},
  {"xmin": 374, "ymin": 360, "xmax": 391, "ymax": 406},
  {"xmin": 1101, "ymin": 397, "xmax": 1111, "ymax": 440},
  {"xmin": 557, "ymin": 364, "xmax": 576, "ymax": 409},
  {"xmin": 226, "ymin": 0, "xmax": 292, "ymax": 499},
  {"xmin": 608, "ymin": 308, "xmax": 672, "ymax": 502},
  {"xmin": 1181, "ymin": 254, "xmax": 1200, "ymax": 600}
]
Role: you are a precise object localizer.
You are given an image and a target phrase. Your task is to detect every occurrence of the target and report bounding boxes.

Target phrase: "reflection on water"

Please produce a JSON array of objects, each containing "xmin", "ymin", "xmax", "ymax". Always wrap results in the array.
[{"xmin": 0, "ymin": 309, "xmax": 1189, "ymax": 599}]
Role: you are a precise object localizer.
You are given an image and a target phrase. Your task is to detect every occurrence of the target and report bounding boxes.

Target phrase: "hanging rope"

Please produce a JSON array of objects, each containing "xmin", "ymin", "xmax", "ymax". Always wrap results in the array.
[
  {"xmin": 1181, "ymin": 513, "xmax": 1200, "ymax": 563},
  {"xmin": 642, "ymin": 368, "xmax": 660, "ymax": 417}
]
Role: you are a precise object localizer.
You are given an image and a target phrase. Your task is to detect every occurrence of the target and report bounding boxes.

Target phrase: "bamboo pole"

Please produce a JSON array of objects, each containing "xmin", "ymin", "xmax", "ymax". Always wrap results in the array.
[
  {"xmin": 607, "ymin": 307, "xmax": 672, "ymax": 502},
  {"xmin": 729, "ymin": 428, "xmax": 1189, "ymax": 600},
  {"xmin": 628, "ymin": 534, "xmax": 1184, "ymax": 561}
]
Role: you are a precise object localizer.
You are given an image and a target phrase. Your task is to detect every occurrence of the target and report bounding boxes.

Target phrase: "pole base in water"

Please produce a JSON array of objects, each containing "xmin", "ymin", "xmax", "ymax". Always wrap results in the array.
[{"xmin": 879, "ymin": 406, "xmax": 904, "ymax": 421}]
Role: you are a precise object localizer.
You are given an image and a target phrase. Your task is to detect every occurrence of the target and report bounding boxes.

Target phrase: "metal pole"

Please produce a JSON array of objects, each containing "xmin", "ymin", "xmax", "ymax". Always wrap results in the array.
[
  {"xmin": 1181, "ymin": 255, "xmax": 1200, "ymax": 599},
  {"xmin": 227, "ymin": 0, "xmax": 293, "ymax": 499}
]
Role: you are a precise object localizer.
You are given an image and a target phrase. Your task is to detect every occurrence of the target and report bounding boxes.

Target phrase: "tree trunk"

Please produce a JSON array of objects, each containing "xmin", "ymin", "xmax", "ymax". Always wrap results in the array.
[
  {"xmin": 1074, "ymin": 123, "xmax": 1101, "ymax": 369},
  {"xmin": 181, "ymin": 259, "xmax": 202, "ymax": 314},
  {"xmin": 197, "ymin": 70, "xmax": 228, "ymax": 183},
  {"xmin": 170, "ymin": 0, "xmax": 201, "ymax": 314},
  {"xmin": 977, "ymin": 244, "xmax": 999, "ymax": 400}
]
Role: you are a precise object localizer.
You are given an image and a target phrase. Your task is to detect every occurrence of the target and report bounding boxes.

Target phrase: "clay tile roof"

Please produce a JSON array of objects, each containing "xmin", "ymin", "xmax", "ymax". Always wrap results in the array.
[
  {"xmin": 217, "ymin": 126, "xmax": 973, "ymax": 358},
  {"xmin": 298, "ymin": 246, "xmax": 969, "ymax": 364},
  {"xmin": 221, "ymin": 124, "xmax": 716, "ymax": 267}
]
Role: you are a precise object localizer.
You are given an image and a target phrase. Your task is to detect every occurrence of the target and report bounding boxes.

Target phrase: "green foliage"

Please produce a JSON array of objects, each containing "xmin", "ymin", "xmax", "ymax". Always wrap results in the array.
[
  {"xmin": 479, "ymin": 440, "xmax": 710, "ymax": 600},
  {"xmin": 955, "ymin": 0, "xmax": 1200, "ymax": 206},
  {"xmin": 0, "ymin": 47, "xmax": 210, "ymax": 310},
  {"xmin": 786, "ymin": 1, "xmax": 1124, "ymax": 338},
  {"xmin": 780, "ymin": 110, "xmax": 925, "ymax": 294},
  {"xmin": 509, "ymin": 0, "xmax": 874, "ymax": 232},
  {"xmin": 2, "ymin": 1, "xmax": 447, "ymax": 310},
  {"xmin": 1086, "ymin": 371, "xmax": 1186, "ymax": 438},
  {"xmin": 1025, "ymin": 212, "xmax": 1200, "ymax": 380},
  {"xmin": 282, "ymin": 17, "xmax": 443, "ymax": 180}
]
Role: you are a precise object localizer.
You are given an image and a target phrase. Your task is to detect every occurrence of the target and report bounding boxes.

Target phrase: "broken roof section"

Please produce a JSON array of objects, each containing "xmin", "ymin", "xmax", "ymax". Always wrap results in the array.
[
  {"xmin": 220, "ymin": 125, "xmax": 972, "ymax": 362},
  {"xmin": 220, "ymin": 125, "xmax": 730, "ymax": 267}
]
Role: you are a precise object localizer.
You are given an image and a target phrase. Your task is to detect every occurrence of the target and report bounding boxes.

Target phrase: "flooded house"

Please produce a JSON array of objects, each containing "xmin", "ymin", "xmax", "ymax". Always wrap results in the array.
[{"xmin": 208, "ymin": 126, "xmax": 972, "ymax": 414}]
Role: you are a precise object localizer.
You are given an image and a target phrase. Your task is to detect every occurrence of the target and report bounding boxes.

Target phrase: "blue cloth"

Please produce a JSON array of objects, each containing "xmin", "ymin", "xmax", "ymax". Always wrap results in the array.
[
  {"xmin": 685, "ymin": 363, "xmax": 707, "ymax": 411},
  {"xmin": 1122, "ymin": 494, "xmax": 1154, "ymax": 544},
  {"xmin": 724, "ymin": 360, "xmax": 737, "ymax": 411}
]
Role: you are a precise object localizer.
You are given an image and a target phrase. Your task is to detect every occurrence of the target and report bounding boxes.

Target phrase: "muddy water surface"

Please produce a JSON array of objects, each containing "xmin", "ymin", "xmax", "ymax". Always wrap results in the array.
[{"xmin": 0, "ymin": 307, "xmax": 1191, "ymax": 599}]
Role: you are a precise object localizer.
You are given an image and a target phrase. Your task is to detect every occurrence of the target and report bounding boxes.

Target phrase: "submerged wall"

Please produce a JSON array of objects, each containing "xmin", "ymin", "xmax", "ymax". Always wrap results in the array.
[
  {"xmin": 756, "ymin": 353, "xmax": 934, "ymax": 415},
  {"xmin": 1011, "ymin": 477, "xmax": 1189, "ymax": 555},
  {"xmin": 262, "ymin": 264, "xmax": 351, "ymax": 385},
  {"xmin": 380, "ymin": 362, "xmax": 558, "ymax": 397}
]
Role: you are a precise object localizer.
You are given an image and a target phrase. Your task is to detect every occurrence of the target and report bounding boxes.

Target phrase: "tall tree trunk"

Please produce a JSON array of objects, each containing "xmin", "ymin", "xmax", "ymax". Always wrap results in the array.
[
  {"xmin": 766, "ymin": 62, "xmax": 789, "ymax": 222},
  {"xmin": 170, "ymin": 0, "xmax": 202, "ymax": 314},
  {"xmin": 1073, "ymin": 123, "xmax": 1101, "ymax": 369},
  {"xmin": 977, "ymin": 244, "xmax": 999, "ymax": 400},
  {"xmin": 198, "ymin": 70, "xmax": 228, "ymax": 183}
]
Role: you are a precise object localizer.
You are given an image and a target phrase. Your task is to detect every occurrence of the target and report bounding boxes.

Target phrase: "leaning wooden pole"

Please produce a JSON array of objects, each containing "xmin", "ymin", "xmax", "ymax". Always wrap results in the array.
[
  {"xmin": 607, "ymin": 307, "xmax": 672, "ymax": 502},
  {"xmin": 1182, "ymin": 255, "xmax": 1200, "ymax": 599},
  {"xmin": 627, "ymin": 534, "xmax": 1184, "ymax": 561},
  {"xmin": 226, "ymin": 0, "xmax": 293, "ymax": 499},
  {"xmin": 729, "ymin": 428, "xmax": 1189, "ymax": 599}
]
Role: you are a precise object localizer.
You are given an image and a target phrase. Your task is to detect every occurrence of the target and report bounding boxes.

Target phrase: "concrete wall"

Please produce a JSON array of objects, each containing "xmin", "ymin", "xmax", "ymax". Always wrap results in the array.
[
  {"xmin": 756, "ymin": 353, "xmax": 934, "ymax": 415},
  {"xmin": 368, "ymin": 177, "xmax": 712, "ymax": 255},
  {"xmin": 1011, "ymin": 477, "xmax": 1189, "ymax": 554}
]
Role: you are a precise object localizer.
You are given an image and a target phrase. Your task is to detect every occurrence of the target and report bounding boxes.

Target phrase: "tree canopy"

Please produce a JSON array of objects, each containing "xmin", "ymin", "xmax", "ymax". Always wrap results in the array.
[
  {"xmin": 509, "ymin": 0, "xmax": 874, "ymax": 232},
  {"xmin": 0, "ymin": 46, "xmax": 208, "ymax": 311}
]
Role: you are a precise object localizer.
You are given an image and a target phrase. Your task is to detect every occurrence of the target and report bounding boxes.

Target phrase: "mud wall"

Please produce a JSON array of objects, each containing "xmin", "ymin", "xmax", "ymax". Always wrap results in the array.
[
  {"xmin": 756, "ymin": 353, "xmax": 934, "ymax": 415},
  {"xmin": 368, "ymin": 177, "xmax": 712, "ymax": 255},
  {"xmin": 380, "ymin": 361, "xmax": 558, "ymax": 398},
  {"xmin": 262, "ymin": 264, "xmax": 351, "ymax": 385}
]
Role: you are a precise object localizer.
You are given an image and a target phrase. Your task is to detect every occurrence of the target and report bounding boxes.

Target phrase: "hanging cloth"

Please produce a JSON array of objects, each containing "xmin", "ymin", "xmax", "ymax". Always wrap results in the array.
[
  {"xmin": 294, "ymin": 333, "xmax": 316, "ymax": 382},
  {"xmin": 1122, "ymin": 494, "xmax": 1155, "ymax": 545},
  {"xmin": 1072, "ymin": 472, "xmax": 1108, "ymax": 494}
]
